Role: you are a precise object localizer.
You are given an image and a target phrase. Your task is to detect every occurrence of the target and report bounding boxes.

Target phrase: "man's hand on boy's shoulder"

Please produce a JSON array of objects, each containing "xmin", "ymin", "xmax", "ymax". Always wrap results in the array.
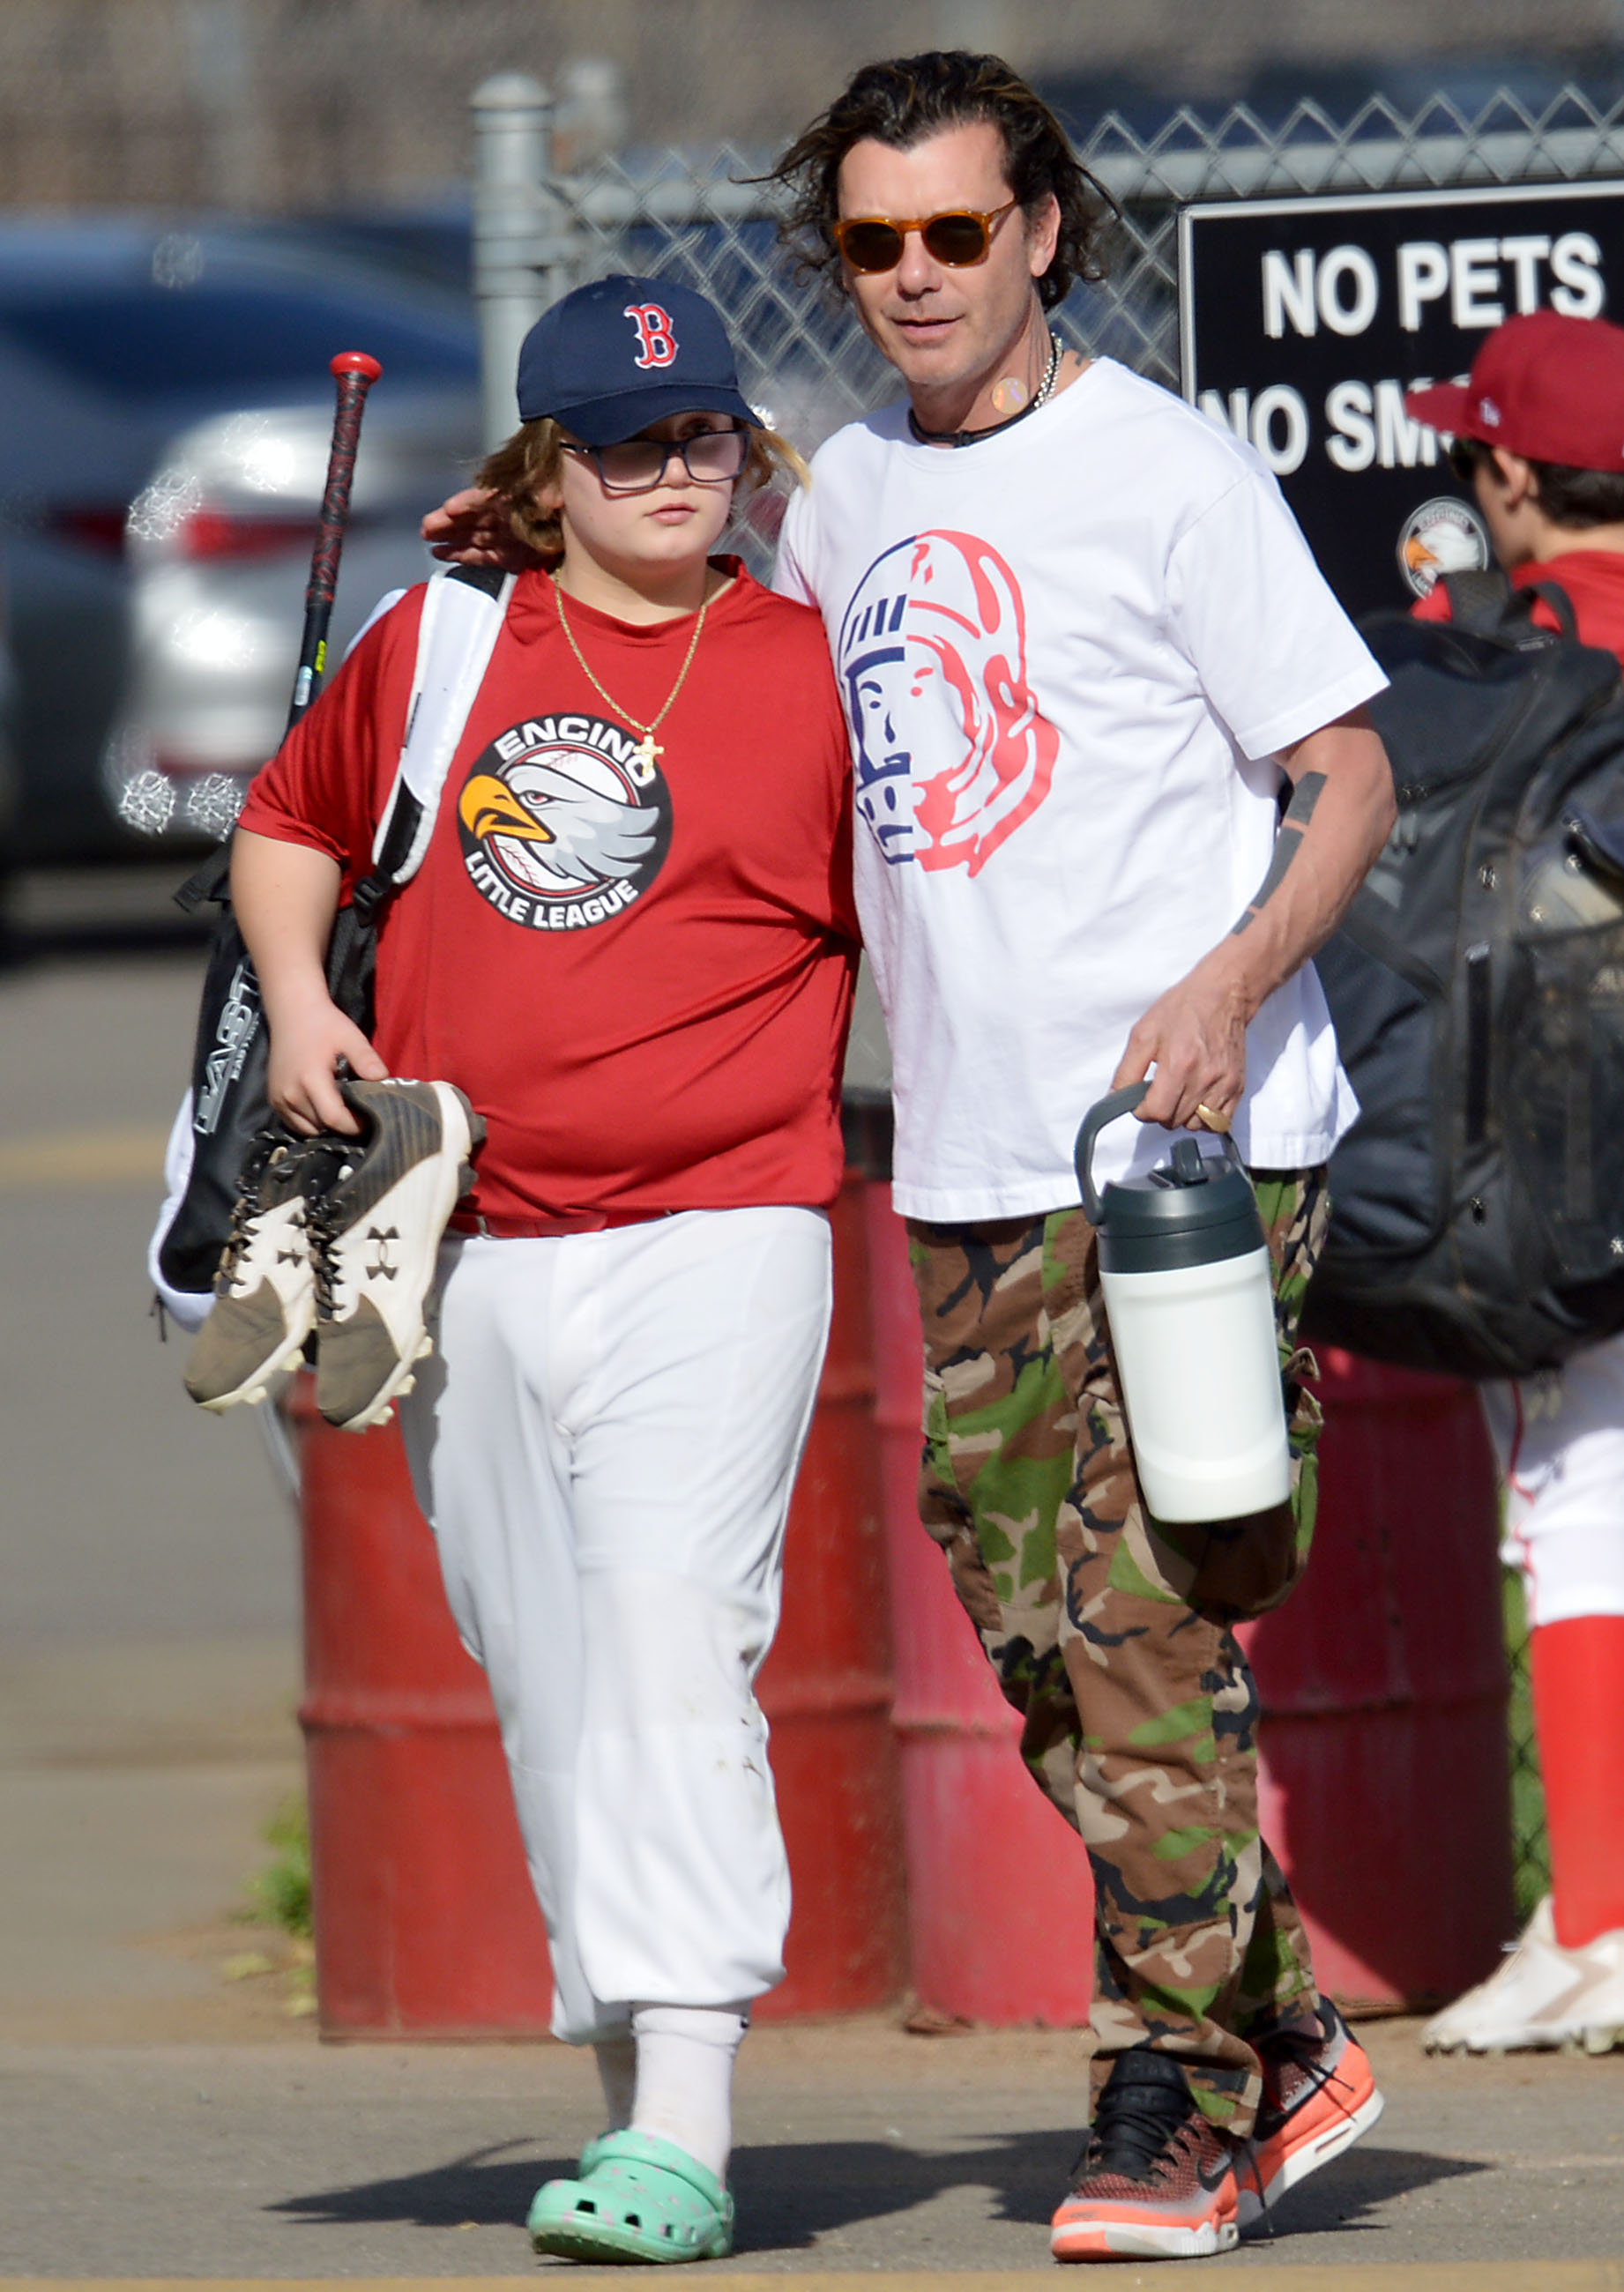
[{"xmin": 421, "ymin": 486, "xmax": 539, "ymax": 570}]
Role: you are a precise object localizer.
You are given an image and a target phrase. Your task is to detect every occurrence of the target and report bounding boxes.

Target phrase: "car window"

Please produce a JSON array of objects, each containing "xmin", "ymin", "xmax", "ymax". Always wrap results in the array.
[{"xmin": 0, "ymin": 285, "xmax": 475, "ymax": 398}]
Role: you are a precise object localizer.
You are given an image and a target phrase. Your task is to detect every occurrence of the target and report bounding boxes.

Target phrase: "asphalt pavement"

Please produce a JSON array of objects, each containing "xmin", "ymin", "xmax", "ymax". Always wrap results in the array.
[
  {"xmin": 1, "ymin": 2020, "xmax": 1622, "ymax": 2279},
  {"xmin": 1, "ymin": 870, "xmax": 1621, "ymax": 2285}
]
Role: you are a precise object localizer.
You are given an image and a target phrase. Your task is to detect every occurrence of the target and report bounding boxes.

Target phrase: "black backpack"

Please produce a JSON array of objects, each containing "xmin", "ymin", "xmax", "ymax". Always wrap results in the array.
[
  {"xmin": 1303, "ymin": 570, "xmax": 1624, "ymax": 1379},
  {"xmin": 150, "ymin": 565, "xmax": 515, "ymax": 1315}
]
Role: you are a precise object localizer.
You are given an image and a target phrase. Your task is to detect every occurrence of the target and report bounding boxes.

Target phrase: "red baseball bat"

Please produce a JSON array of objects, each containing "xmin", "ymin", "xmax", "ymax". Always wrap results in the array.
[{"xmin": 287, "ymin": 351, "xmax": 384, "ymax": 731}]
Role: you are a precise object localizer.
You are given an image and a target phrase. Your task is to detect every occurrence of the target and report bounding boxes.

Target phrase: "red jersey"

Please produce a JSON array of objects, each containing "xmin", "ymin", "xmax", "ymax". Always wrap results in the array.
[
  {"xmin": 240, "ymin": 561, "xmax": 860, "ymax": 1221},
  {"xmin": 1412, "ymin": 547, "xmax": 1624, "ymax": 662}
]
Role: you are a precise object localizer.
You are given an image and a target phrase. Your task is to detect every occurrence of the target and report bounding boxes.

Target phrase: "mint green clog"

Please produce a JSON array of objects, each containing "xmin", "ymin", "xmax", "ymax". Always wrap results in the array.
[{"xmin": 527, "ymin": 2128, "xmax": 734, "ymax": 2263}]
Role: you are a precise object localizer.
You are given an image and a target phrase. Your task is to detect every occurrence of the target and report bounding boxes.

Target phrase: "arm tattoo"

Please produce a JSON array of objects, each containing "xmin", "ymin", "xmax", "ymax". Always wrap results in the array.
[{"xmin": 1231, "ymin": 771, "xmax": 1327, "ymax": 934}]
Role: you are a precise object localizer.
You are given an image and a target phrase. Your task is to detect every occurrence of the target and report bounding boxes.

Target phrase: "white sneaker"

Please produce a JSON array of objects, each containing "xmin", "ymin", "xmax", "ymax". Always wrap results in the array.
[
  {"xmin": 311, "ymin": 1078, "xmax": 483, "ymax": 1432},
  {"xmin": 1422, "ymin": 1897, "xmax": 1624, "ymax": 2055},
  {"xmin": 183, "ymin": 1128, "xmax": 348, "ymax": 1410}
]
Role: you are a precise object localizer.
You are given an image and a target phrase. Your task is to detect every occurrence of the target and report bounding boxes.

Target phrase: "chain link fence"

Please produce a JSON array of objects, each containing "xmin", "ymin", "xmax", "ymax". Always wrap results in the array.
[
  {"xmin": 547, "ymin": 81, "xmax": 1624, "ymax": 525},
  {"xmin": 528, "ymin": 82, "xmax": 1614, "ymax": 1915}
]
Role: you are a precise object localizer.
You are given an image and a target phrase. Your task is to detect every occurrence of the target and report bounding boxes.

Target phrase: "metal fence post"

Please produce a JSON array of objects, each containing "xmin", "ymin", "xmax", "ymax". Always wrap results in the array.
[{"xmin": 471, "ymin": 71, "xmax": 576, "ymax": 450}]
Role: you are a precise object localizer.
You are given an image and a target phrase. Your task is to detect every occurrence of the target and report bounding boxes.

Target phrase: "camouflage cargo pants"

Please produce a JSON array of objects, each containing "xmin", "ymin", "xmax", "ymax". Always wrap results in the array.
[{"xmin": 908, "ymin": 1172, "xmax": 1329, "ymax": 2139}]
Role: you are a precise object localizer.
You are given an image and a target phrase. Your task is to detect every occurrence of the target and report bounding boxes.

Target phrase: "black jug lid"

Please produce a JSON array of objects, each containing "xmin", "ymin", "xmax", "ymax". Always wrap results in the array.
[{"xmin": 1074, "ymin": 1086, "xmax": 1267, "ymax": 1273}]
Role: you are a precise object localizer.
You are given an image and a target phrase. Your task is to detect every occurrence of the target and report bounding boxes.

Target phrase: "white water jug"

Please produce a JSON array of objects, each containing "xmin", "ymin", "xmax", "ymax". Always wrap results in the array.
[{"xmin": 1075, "ymin": 1083, "xmax": 1291, "ymax": 1523}]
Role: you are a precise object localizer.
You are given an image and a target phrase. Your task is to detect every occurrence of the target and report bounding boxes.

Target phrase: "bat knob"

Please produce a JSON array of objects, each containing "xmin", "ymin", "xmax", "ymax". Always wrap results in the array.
[{"xmin": 331, "ymin": 351, "xmax": 383, "ymax": 383}]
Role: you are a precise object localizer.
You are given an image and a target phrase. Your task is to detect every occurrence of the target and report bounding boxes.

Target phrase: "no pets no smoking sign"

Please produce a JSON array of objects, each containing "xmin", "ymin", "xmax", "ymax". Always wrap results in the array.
[{"xmin": 1178, "ymin": 180, "xmax": 1624, "ymax": 617}]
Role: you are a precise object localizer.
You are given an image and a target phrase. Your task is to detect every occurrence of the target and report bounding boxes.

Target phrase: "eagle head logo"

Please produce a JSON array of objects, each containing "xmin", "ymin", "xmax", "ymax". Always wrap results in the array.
[{"xmin": 457, "ymin": 735, "xmax": 667, "ymax": 924}]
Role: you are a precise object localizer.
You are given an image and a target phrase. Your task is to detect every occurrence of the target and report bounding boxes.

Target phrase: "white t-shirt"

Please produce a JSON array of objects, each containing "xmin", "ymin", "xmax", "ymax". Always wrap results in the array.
[{"xmin": 774, "ymin": 356, "xmax": 1388, "ymax": 1221}]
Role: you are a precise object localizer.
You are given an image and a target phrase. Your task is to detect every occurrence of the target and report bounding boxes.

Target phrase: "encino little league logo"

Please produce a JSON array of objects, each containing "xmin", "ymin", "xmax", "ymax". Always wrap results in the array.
[{"xmin": 456, "ymin": 713, "xmax": 670, "ymax": 930}]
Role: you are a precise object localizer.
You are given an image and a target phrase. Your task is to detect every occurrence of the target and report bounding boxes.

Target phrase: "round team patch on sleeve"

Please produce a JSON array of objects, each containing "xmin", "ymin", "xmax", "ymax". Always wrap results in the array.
[
  {"xmin": 455, "ymin": 714, "xmax": 670, "ymax": 930},
  {"xmin": 1397, "ymin": 496, "xmax": 1490, "ymax": 599}
]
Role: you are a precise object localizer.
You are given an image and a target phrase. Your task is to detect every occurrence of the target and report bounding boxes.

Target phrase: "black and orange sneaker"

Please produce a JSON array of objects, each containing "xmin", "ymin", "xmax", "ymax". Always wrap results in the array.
[
  {"xmin": 1050, "ymin": 2048, "xmax": 1240, "ymax": 2262},
  {"xmin": 1237, "ymin": 1999, "xmax": 1384, "ymax": 2226}
]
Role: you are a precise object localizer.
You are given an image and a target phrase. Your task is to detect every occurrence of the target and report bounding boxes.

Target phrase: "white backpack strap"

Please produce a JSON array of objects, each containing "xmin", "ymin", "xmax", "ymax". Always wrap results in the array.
[
  {"xmin": 344, "ymin": 586, "xmax": 407, "ymax": 663},
  {"xmin": 369, "ymin": 565, "xmax": 518, "ymax": 884}
]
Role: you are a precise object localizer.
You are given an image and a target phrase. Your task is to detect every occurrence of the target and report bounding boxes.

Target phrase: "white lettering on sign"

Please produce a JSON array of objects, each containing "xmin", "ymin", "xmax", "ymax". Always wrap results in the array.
[
  {"xmin": 1261, "ymin": 244, "xmax": 1379, "ymax": 338},
  {"xmin": 1387, "ymin": 232, "xmax": 1606, "ymax": 333},
  {"xmin": 1397, "ymin": 242, "xmax": 1450, "ymax": 331},
  {"xmin": 1500, "ymin": 234, "xmax": 1552, "ymax": 312},
  {"xmin": 1262, "ymin": 248, "xmax": 1316, "ymax": 338},
  {"xmin": 1196, "ymin": 383, "xmax": 1308, "ymax": 473},
  {"xmin": 1451, "ymin": 238, "xmax": 1505, "ymax": 328},
  {"xmin": 1197, "ymin": 386, "xmax": 1249, "ymax": 436},
  {"xmin": 1325, "ymin": 381, "xmax": 1374, "ymax": 472},
  {"xmin": 1323, "ymin": 379, "xmax": 1440, "ymax": 471},
  {"xmin": 1376, "ymin": 378, "xmax": 1435, "ymax": 468},
  {"xmin": 1551, "ymin": 230, "xmax": 1605, "ymax": 316},
  {"xmin": 1318, "ymin": 245, "xmax": 1380, "ymax": 335},
  {"xmin": 1250, "ymin": 383, "xmax": 1309, "ymax": 473}
]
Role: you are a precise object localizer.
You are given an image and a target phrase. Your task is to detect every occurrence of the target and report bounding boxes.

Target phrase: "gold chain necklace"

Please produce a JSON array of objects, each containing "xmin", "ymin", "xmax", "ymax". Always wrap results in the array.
[{"xmin": 551, "ymin": 572, "xmax": 711, "ymax": 771}]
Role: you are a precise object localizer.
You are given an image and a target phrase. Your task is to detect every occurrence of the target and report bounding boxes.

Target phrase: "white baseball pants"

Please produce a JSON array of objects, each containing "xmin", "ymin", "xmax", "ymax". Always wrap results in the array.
[
  {"xmin": 1481, "ymin": 1327, "xmax": 1624, "ymax": 1627},
  {"xmin": 397, "ymin": 1205, "xmax": 832, "ymax": 2043}
]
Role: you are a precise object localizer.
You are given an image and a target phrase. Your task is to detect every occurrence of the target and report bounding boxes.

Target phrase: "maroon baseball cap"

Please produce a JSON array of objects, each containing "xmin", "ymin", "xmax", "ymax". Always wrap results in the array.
[{"xmin": 1406, "ymin": 310, "xmax": 1624, "ymax": 473}]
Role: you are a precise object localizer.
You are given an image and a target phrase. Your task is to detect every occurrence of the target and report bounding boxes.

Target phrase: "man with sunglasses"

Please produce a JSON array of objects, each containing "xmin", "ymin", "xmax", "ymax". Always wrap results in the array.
[
  {"xmin": 425, "ymin": 50, "xmax": 1396, "ymax": 2264},
  {"xmin": 767, "ymin": 48, "xmax": 1396, "ymax": 2265},
  {"xmin": 1403, "ymin": 313, "xmax": 1624, "ymax": 2065}
]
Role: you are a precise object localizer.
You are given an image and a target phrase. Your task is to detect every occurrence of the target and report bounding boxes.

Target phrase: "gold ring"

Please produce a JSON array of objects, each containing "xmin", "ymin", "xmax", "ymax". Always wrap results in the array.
[{"xmin": 1196, "ymin": 1102, "xmax": 1231, "ymax": 1134}]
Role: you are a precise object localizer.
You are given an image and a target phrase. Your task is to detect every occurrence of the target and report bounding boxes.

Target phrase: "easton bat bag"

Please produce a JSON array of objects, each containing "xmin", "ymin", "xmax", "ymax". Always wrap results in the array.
[
  {"xmin": 149, "ymin": 565, "xmax": 515, "ymax": 1327},
  {"xmin": 1303, "ymin": 569, "xmax": 1624, "ymax": 1380}
]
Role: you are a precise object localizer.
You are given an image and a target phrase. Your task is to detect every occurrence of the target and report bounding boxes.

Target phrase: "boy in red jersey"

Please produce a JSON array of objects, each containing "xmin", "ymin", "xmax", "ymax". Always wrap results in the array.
[
  {"xmin": 1407, "ymin": 311, "xmax": 1624, "ymax": 2058},
  {"xmin": 232, "ymin": 277, "xmax": 860, "ymax": 2262}
]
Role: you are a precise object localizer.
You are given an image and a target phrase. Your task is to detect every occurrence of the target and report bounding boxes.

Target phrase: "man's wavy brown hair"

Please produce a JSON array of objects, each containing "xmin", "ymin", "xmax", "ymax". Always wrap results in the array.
[{"xmin": 764, "ymin": 49, "xmax": 1112, "ymax": 312}]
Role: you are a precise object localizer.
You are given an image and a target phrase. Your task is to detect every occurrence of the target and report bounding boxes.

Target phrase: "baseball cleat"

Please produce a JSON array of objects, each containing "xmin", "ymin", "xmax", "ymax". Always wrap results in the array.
[
  {"xmin": 1050, "ymin": 2048, "xmax": 1240, "ymax": 2261},
  {"xmin": 183, "ymin": 1128, "xmax": 348, "ymax": 1411},
  {"xmin": 1422, "ymin": 1898, "xmax": 1624, "ymax": 2056},
  {"xmin": 1237, "ymin": 1998, "xmax": 1383, "ymax": 2225},
  {"xmin": 311, "ymin": 1077, "xmax": 483, "ymax": 1432}
]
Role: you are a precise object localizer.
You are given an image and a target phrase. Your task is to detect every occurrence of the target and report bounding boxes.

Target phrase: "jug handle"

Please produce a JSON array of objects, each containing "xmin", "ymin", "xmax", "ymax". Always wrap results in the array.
[
  {"xmin": 1213, "ymin": 1131, "xmax": 1248, "ymax": 1184},
  {"xmin": 1074, "ymin": 1081, "xmax": 1150, "ymax": 1225}
]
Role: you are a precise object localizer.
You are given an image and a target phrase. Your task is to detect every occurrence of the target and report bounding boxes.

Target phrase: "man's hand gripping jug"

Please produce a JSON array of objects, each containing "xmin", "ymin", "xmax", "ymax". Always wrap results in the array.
[{"xmin": 1076, "ymin": 1084, "xmax": 1290, "ymax": 1522}]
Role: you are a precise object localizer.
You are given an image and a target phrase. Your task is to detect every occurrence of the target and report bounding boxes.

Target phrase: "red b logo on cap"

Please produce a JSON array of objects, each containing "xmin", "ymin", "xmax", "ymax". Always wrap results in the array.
[{"xmin": 623, "ymin": 302, "xmax": 678, "ymax": 370}]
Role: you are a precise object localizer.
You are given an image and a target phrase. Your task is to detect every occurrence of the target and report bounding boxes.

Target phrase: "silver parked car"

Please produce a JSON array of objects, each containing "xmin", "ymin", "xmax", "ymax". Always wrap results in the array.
[
  {"xmin": 108, "ymin": 387, "xmax": 480, "ymax": 842},
  {"xmin": 0, "ymin": 219, "xmax": 479, "ymax": 865}
]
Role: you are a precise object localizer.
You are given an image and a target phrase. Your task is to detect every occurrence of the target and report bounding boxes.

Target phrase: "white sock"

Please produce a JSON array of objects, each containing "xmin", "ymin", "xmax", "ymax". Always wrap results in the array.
[
  {"xmin": 593, "ymin": 2028, "xmax": 637, "ymax": 2132},
  {"xmin": 630, "ymin": 2000, "xmax": 749, "ymax": 2184}
]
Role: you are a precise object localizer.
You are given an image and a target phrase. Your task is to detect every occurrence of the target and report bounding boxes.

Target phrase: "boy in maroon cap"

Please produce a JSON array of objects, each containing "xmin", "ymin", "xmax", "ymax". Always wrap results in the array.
[{"xmin": 1406, "ymin": 310, "xmax": 1624, "ymax": 2058}]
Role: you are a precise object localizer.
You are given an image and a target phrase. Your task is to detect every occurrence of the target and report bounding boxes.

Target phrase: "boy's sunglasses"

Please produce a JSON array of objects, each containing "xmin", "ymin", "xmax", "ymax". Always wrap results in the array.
[
  {"xmin": 562, "ymin": 425, "xmax": 750, "ymax": 495},
  {"xmin": 831, "ymin": 198, "xmax": 1020, "ymax": 274},
  {"xmin": 1447, "ymin": 436, "xmax": 1488, "ymax": 482}
]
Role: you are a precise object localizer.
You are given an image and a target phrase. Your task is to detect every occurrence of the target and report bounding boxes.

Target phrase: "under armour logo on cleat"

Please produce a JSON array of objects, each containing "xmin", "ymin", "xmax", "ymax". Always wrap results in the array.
[{"xmin": 365, "ymin": 1226, "xmax": 401, "ymax": 1280}]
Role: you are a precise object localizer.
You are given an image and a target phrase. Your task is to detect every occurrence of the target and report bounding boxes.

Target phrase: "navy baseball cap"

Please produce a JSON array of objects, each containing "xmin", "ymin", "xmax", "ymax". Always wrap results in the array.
[{"xmin": 516, "ymin": 274, "xmax": 762, "ymax": 443}]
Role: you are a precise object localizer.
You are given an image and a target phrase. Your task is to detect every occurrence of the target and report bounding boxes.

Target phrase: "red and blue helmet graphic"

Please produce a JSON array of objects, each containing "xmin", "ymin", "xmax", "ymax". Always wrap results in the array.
[{"xmin": 836, "ymin": 530, "xmax": 1059, "ymax": 875}]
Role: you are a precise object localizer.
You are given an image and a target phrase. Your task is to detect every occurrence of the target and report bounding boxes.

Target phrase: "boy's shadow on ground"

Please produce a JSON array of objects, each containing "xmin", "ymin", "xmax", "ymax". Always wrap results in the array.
[{"xmin": 272, "ymin": 2131, "xmax": 1486, "ymax": 2255}]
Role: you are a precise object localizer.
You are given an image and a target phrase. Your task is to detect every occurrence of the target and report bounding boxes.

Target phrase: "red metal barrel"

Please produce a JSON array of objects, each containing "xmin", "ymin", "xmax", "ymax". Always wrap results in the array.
[
  {"xmin": 1240, "ymin": 1347, "xmax": 1514, "ymax": 2013},
  {"xmin": 296, "ymin": 1172, "xmax": 908, "ymax": 2035},
  {"xmin": 755, "ymin": 1174, "xmax": 909, "ymax": 2018},
  {"xmin": 865, "ymin": 1187, "xmax": 1096, "ymax": 2028},
  {"xmin": 296, "ymin": 1376, "xmax": 554, "ymax": 2036}
]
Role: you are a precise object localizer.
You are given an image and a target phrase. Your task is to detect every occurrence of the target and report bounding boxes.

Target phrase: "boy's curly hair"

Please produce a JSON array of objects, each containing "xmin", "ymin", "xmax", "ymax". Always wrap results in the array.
[{"xmin": 763, "ymin": 49, "xmax": 1113, "ymax": 311}]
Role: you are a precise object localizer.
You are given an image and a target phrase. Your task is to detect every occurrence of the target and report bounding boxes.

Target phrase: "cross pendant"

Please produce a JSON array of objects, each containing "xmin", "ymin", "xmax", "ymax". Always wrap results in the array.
[{"xmin": 636, "ymin": 733, "xmax": 663, "ymax": 770}]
